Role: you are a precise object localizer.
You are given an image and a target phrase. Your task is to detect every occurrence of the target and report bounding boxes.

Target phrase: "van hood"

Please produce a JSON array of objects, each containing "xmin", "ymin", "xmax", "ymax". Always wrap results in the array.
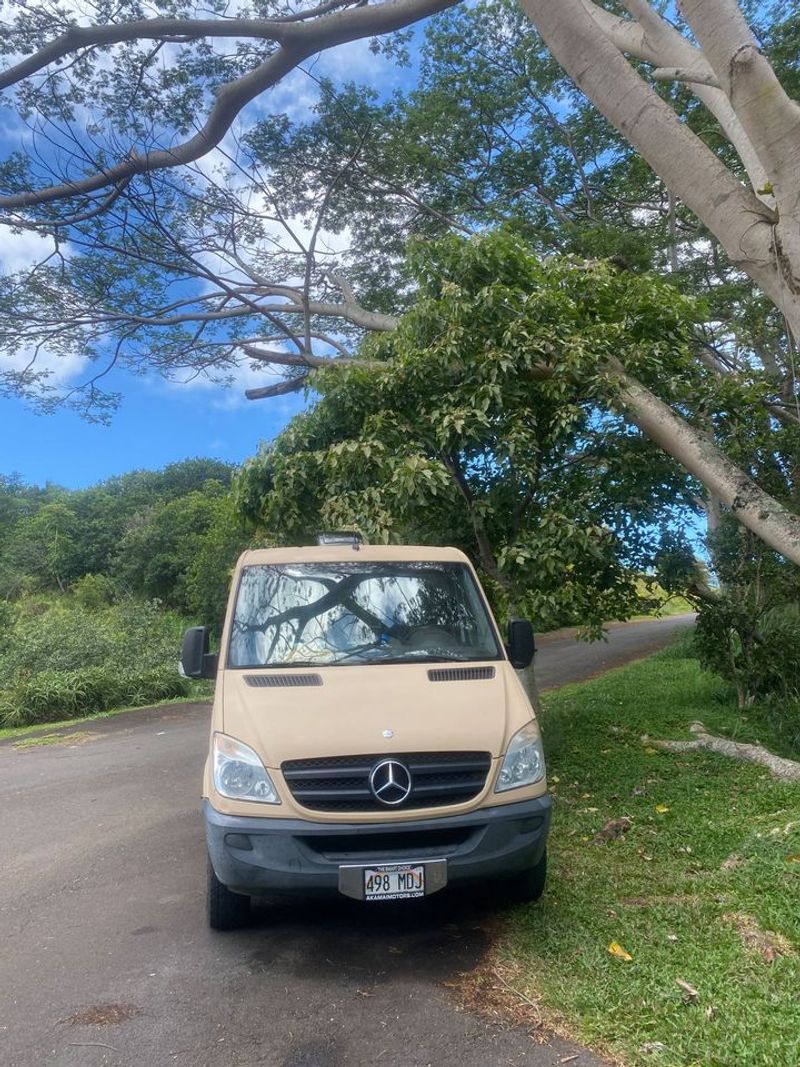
[{"xmin": 221, "ymin": 663, "xmax": 521, "ymax": 767}]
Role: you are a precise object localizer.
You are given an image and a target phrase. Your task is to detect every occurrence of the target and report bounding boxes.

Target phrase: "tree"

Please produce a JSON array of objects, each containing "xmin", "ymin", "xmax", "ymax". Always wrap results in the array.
[
  {"xmin": 0, "ymin": 458, "xmax": 239, "ymax": 602},
  {"xmin": 237, "ymin": 229, "xmax": 701, "ymax": 636},
  {"xmin": 1, "ymin": 1, "xmax": 800, "ymax": 562}
]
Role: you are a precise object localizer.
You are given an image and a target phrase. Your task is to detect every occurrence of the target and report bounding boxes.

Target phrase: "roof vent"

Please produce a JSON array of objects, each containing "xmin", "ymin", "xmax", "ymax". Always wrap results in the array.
[
  {"xmin": 244, "ymin": 673, "xmax": 323, "ymax": 688},
  {"xmin": 427, "ymin": 666, "xmax": 496, "ymax": 682},
  {"xmin": 316, "ymin": 531, "xmax": 364, "ymax": 549}
]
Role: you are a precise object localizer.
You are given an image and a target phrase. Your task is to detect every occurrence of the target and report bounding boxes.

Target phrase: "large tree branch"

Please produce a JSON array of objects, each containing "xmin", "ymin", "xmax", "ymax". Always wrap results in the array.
[
  {"xmin": 245, "ymin": 375, "xmax": 309, "ymax": 400},
  {"xmin": 609, "ymin": 361, "xmax": 800, "ymax": 565},
  {"xmin": 680, "ymin": 0, "xmax": 800, "ymax": 300},
  {"xmin": 0, "ymin": 0, "xmax": 457, "ymax": 211},
  {"xmin": 521, "ymin": 0, "xmax": 800, "ymax": 339},
  {"xmin": 680, "ymin": 0, "xmax": 800, "ymax": 185},
  {"xmin": 579, "ymin": 0, "xmax": 771, "ymax": 199},
  {"xmin": 642, "ymin": 721, "xmax": 800, "ymax": 781}
]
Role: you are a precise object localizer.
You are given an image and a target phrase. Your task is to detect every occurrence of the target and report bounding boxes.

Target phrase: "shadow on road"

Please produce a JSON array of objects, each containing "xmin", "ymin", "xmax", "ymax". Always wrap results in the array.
[{"xmin": 242, "ymin": 887, "xmax": 502, "ymax": 986}]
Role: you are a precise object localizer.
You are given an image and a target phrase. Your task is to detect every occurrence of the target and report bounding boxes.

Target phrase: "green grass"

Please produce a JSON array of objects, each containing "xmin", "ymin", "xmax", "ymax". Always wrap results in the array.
[
  {"xmin": 502, "ymin": 639, "xmax": 800, "ymax": 1067},
  {"xmin": 0, "ymin": 685, "xmax": 211, "ymax": 742}
]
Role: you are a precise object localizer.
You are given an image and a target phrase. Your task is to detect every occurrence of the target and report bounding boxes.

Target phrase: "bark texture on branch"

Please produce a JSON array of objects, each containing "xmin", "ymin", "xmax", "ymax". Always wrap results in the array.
[
  {"xmin": 522, "ymin": 0, "xmax": 800, "ymax": 339},
  {"xmin": 643, "ymin": 721, "xmax": 800, "ymax": 782},
  {"xmin": 609, "ymin": 362, "xmax": 800, "ymax": 565}
]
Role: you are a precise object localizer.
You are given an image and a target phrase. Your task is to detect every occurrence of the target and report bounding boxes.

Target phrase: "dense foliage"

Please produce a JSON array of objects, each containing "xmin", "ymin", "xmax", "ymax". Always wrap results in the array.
[
  {"xmin": 0, "ymin": 458, "xmax": 252, "ymax": 727},
  {"xmin": 238, "ymin": 230, "xmax": 701, "ymax": 634},
  {"xmin": 0, "ymin": 458, "xmax": 247, "ymax": 620},
  {"xmin": 0, "ymin": 594, "xmax": 192, "ymax": 727}
]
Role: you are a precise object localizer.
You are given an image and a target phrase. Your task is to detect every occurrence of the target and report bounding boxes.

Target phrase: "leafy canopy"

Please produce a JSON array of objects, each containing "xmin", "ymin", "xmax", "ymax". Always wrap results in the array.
[{"xmin": 238, "ymin": 229, "xmax": 701, "ymax": 632}]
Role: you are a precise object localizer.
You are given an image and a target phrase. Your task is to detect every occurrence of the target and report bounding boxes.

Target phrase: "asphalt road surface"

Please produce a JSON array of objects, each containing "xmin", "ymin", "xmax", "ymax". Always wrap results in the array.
[{"xmin": 1, "ymin": 614, "xmax": 694, "ymax": 1067}]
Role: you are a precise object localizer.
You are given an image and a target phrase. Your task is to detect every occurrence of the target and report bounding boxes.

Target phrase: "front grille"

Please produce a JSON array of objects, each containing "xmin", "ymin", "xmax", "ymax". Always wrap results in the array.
[{"xmin": 282, "ymin": 751, "xmax": 492, "ymax": 812}]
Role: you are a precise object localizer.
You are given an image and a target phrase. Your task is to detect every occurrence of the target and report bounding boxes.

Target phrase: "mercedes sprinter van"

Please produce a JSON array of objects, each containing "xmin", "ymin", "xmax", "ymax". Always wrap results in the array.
[{"xmin": 181, "ymin": 537, "xmax": 550, "ymax": 929}]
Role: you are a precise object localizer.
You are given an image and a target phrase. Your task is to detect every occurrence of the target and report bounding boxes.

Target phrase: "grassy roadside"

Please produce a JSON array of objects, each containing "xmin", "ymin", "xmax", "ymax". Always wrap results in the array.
[
  {"xmin": 500, "ymin": 638, "xmax": 800, "ymax": 1067},
  {"xmin": 0, "ymin": 685, "xmax": 212, "ymax": 743}
]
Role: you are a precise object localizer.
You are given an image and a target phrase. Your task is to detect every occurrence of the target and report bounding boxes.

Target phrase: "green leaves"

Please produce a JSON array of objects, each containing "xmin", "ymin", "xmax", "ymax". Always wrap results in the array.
[{"xmin": 240, "ymin": 229, "xmax": 699, "ymax": 629}]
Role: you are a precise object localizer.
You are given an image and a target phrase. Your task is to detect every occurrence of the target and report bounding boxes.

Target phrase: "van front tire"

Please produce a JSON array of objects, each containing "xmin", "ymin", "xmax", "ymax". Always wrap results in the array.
[
  {"xmin": 208, "ymin": 858, "xmax": 251, "ymax": 930},
  {"xmin": 505, "ymin": 849, "xmax": 547, "ymax": 904}
]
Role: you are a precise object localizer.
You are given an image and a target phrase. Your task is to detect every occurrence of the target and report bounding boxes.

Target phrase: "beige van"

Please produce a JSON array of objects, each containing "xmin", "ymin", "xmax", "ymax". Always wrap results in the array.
[{"xmin": 181, "ymin": 536, "xmax": 551, "ymax": 929}]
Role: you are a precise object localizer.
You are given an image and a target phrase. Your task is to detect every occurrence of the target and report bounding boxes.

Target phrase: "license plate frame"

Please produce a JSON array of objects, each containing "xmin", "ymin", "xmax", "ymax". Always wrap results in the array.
[{"xmin": 338, "ymin": 858, "xmax": 448, "ymax": 901}]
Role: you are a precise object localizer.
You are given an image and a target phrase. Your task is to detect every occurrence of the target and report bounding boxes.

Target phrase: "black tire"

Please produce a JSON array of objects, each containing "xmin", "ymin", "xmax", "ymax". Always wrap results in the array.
[
  {"xmin": 505, "ymin": 849, "xmax": 547, "ymax": 904},
  {"xmin": 207, "ymin": 858, "xmax": 251, "ymax": 931}
]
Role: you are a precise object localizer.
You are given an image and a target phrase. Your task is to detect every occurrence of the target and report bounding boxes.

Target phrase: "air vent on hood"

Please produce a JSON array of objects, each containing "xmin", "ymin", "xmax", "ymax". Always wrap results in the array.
[
  {"xmin": 427, "ymin": 666, "xmax": 495, "ymax": 682},
  {"xmin": 244, "ymin": 673, "xmax": 323, "ymax": 688}
]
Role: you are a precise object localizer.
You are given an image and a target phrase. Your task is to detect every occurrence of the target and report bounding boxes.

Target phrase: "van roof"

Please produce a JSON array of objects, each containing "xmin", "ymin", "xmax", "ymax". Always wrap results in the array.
[{"xmin": 238, "ymin": 544, "xmax": 472, "ymax": 566}]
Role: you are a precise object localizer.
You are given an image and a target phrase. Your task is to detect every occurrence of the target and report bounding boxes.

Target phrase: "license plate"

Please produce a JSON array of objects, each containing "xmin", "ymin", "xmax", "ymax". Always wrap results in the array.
[
  {"xmin": 338, "ymin": 858, "xmax": 447, "ymax": 901},
  {"xmin": 364, "ymin": 863, "xmax": 425, "ymax": 900}
]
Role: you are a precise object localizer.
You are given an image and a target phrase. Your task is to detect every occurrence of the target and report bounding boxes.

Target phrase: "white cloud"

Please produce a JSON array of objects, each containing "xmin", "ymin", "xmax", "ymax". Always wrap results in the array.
[
  {"xmin": 3, "ymin": 343, "xmax": 90, "ymax": 389},
  {"xmin": 314, "ymin": 37, "xmax": 392, "ymax": 84},
  {"xmin": 0, "ymin": 226, "xmax": 60, "ymax": 274}
]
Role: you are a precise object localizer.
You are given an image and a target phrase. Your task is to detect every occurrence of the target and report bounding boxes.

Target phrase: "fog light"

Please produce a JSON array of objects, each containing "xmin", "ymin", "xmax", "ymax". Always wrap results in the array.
[{"xmin": 225, "ymin": 833, "xmax": 253, "ymax": 851}]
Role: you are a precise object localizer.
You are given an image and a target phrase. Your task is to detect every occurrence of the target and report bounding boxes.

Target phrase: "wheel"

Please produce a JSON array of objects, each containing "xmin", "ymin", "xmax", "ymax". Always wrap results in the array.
[
  {"xmin": 207, "ymin": 857, "xmax": 251, "ymax": 930},
  {"xmin": 505, "ymin": 849, "xmax": 547, "ymax": 904}
]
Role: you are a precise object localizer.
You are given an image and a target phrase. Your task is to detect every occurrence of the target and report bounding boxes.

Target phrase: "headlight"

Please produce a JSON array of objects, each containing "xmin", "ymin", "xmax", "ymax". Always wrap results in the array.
[
  {"xmin": 495, "ymin": 723, "xmax": 545, "ymax": 792},
  {"xmin": 213, "ymin": 732, "xmax": 280, "ymax": 804}
]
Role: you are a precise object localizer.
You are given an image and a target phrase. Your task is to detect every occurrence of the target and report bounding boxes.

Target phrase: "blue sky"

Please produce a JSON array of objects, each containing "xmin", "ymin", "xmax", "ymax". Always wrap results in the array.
[
  {"xmin": 0, "ymin": 25, "xmax": 416, "ymax": 490},
  {"xmin": 0, "ymin": 377, "xmax": 307, "ymax": 489}
]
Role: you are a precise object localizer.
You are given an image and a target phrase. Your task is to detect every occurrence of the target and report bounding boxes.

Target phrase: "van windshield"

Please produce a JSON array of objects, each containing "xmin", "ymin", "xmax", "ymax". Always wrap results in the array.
[{"xmin": 228, "ymin": 561, "xmax": 501, "ymax": 668}]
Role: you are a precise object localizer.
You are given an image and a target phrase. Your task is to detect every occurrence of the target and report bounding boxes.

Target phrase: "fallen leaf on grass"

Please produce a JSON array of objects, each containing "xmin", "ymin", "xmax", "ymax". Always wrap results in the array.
[
  {"xmin": 786, "ymin": 854, "xmax": 800, "ymax": 863},
  {"xmin": 676, "ymin": 978, "xmax": 699, "ymax": 1003},
  {"xmin": 607, "ymin": 941, "xmax": 633, "ymax": 961},
  {"xmin": 655, "ymin": 804, "xmax": 670, "ymax": 814},
  {"xmin": 644, "ymin": 747, "xmax": 658, "ymax": 756}
]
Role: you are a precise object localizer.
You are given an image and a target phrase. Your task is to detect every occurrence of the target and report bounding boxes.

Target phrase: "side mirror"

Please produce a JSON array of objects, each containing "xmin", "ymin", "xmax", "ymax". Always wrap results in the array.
[
  {"xmin": 506, "ymin": 618, "xmax": 535, "ymax": 670},
  {"xmin": 180, "ymin": 626, "xmax": 218, "ymax": 680}
]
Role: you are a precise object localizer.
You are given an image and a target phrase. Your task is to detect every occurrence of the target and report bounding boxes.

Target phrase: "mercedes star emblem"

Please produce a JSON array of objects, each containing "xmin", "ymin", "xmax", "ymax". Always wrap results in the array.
[{"xmin": 369, "ymin": 758, "xmax": 412, "ymax": 806}]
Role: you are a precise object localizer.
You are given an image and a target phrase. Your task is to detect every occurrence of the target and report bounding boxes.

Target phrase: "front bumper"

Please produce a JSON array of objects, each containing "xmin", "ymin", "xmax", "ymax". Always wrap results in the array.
[{"xmin": 204, "ymin": 794, "xmax": 552, "ymax": 897}]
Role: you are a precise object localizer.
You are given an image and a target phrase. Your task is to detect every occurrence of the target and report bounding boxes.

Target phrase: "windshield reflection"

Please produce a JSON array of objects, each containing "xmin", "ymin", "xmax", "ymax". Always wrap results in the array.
[{"xmin": 228, "ymin": 562, "xmax": 500, "ymax": 668}]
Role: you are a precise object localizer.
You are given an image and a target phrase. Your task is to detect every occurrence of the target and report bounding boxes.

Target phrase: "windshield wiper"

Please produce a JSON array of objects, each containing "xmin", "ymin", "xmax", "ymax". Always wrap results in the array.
[
  {"xmin": 249, "ymin": 659, "xmax": 328, "ymax": 669},
  {"xmin": 358, "ymin": 653, "xmax": 472, "ymax": 665},
  {"xmin": 328, "ymin": 641, "xmax": 385, "ymax": 665}
]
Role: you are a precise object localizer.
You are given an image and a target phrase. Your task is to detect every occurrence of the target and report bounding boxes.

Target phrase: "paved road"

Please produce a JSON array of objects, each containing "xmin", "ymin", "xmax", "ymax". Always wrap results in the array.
[
  {"xmin": 0, "ymin": 615, "xmax": 693, "ymax": 1067},
  {"xmin": 535, "ymin": 613, "xmax": 695, "ymax": 692}
]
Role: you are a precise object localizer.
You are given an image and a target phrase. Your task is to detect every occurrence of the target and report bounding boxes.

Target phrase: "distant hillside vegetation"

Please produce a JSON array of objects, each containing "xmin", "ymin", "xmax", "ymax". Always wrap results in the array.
[{"xmin": 0, "ymin": 458, "xmax": 251, "ymax": 727}]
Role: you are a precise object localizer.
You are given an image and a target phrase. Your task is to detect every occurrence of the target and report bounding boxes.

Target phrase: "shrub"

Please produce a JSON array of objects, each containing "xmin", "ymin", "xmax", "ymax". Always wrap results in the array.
[
  {"xmin": 0, "ymin": 593, "xmax": 194, "ymax": 727},
  {"xmin": 0, "ymin": 601, "xmax": 18, "ymax": 656},
  {"xmin": 1, "ymin": 603, "xmax": 115, "ymax": 675},
  {"xmin": 71, "ymin": 573, "xmax": 116, "ymax": 611},
  {"xmin": 0, "ymin": 596, "xmax": 187, "ymax": 677},
  {"xmin": 0, "ymin": 666, "xmax": 190, "ymax": 728},
  {"xmin": 695, "ymin": 601, "xmax": 800, "ymax": 707}
]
